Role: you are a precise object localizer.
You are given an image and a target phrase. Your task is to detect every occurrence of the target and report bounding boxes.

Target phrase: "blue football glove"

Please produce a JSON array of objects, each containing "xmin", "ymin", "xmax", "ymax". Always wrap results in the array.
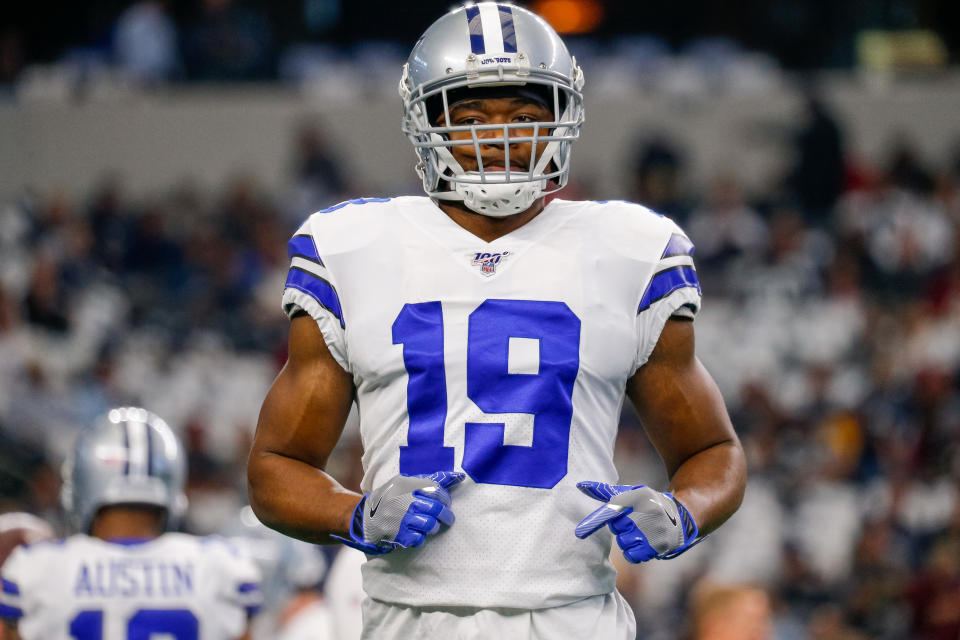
[
  {"xmin": 332, "ymin": 471, "xmax": 465, "ymax": 555},
  {"xmin": 574, "ymin": 481, "xmax": 702, "ymax": 562}
]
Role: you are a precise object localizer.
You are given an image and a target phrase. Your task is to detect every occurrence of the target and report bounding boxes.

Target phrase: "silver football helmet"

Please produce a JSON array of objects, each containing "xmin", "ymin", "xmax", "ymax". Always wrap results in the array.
[
  {"xmin": 61, "ymin": 407, "xmax": 188, "ymax": 533},
  {"xmin": 400, "ymin": 2, "xmax": 585, "ymax": 217}
]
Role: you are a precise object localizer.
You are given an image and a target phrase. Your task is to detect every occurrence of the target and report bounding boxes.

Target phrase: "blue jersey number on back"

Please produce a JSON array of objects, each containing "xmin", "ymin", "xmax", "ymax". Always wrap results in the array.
[
  {"xmin": 393, "ymin": 299, "xmax": 581, "ymax": 489},
  {"xmin": 70, "ymin": 609, "xmax": 198, "ymax": 640}
]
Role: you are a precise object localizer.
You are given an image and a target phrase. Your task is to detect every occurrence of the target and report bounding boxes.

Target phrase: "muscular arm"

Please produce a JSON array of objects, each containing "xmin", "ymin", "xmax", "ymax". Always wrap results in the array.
[
  {"xmin": 247, "ymin": 315, "xmax": 360, "ymax": 543},
  {"xmin": 626, "ymin": 318, "xmax": 746, "ymax": 536},
  {"xmin": 3, "ymin": 620, "xmax": 21, "ymax": 640}
]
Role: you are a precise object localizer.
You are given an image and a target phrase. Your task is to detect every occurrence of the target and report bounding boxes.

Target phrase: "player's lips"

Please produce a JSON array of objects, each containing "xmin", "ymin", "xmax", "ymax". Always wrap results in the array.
[{"xmin": 480, "ymin": 163, "xmax": 527, "ymax": 172}]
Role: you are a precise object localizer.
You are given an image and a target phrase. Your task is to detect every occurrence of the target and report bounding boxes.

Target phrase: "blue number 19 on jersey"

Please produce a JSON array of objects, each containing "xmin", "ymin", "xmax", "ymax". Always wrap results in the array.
[{"xmin": 393, "ymin": 299, "xmax": 581, "ymax": 489}]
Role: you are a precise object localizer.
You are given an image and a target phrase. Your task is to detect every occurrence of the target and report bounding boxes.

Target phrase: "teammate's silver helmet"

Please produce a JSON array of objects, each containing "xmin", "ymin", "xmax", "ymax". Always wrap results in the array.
[
  {"xmin": 61, "ymin": 407, "xmax": 188, "ymax": 533},
  {"xmin": 400, "ymin": 2, "xmax": 585, "ymax": 217}
]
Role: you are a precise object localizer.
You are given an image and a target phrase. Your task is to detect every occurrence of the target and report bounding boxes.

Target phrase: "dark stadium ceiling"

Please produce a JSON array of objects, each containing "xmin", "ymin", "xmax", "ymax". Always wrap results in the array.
[{"xmin": 4, "ymin": 0, "xmax": 958, "ymax": 71}]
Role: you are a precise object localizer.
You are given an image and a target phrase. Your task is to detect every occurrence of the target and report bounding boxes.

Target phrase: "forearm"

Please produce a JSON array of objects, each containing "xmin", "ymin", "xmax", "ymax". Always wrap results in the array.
[
  {"xmin": 667, "ymin": 438, "xmax": 746, "ymax": 537},
  {"xmin": 249, "ymin": 315, "xmax": 359, "ymax": 544},
  {"xmin": 248, "ymin": 451, "xmax": 361, "ymax": 544},
  {"xmin": 3, "ymin": 621, "xmax": 22, "ymax": 640}
]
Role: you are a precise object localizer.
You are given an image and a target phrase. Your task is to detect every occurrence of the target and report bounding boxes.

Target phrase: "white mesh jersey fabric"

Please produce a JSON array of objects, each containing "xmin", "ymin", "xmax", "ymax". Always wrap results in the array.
[
  {"xmin": 361, "ymin": 590, "xmax": 636, "ymax": 640},
  {"xmin": 1, "ymin": 533, "xmax": 261, "ymax": 640},
  {"xmin": 281, "ymin": 196, "xmax": 700, "ymax": 609}
]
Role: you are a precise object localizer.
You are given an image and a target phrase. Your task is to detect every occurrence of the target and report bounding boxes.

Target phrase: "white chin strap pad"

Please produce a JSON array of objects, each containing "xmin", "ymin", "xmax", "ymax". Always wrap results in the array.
[{"xmin": 456, "ymin": 179, "xmax": 545, "ymax": 217}]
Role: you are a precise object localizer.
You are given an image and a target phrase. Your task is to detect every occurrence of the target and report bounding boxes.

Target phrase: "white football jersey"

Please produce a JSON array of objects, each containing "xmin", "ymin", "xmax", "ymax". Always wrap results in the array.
[
  {"xmin": 282, "ymin": 196, "xmax": 700, "ymax": 609},
  {"xmin": 0, "ymin": 533, "xmax": 261, "ymax": 640}
]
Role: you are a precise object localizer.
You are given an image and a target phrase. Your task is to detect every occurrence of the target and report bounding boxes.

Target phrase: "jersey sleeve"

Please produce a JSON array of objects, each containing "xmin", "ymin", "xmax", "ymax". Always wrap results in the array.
[
  {"xmin": 219, "ymin": 542, "xmax": 264, "ymax": 620},
  {"xmin": 0, "ymin": 546, "xmax": 28, "ymax": 622},
  {"xmin": 634, "ymin": 223, "xmax": 702, "ymax": 369},
  {"xmin": 203, "ymin": 536, "xmax": 263, "ymax": 624},
  {"xmin": 281, "ymin": 217, "xmax": 349, "ymax": 371}
]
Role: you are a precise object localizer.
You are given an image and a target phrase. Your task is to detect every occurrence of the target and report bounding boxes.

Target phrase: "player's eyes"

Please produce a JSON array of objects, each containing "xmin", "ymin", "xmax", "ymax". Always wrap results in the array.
[{"xmin": 454, "ymin": 116, "xmax": 482, "ymax": 125}]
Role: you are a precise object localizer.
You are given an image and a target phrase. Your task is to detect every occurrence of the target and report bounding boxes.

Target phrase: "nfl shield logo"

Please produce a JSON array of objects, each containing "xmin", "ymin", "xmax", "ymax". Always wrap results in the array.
[{"xmin": 472, "ymin": 251, "xmax": 510, "ymax": 277}]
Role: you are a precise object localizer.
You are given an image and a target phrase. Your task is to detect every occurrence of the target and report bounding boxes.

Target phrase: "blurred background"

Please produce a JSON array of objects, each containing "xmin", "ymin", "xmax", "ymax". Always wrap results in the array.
[{"xmin": 2, "ymin": 1, "xmax": 960, "ymax": 638}]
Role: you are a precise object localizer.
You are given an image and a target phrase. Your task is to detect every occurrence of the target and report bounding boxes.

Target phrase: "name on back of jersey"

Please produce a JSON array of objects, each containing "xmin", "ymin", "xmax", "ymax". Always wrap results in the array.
[{"xmin": 74, "ymin": 557, "xmax": 194, "ymax": 599}]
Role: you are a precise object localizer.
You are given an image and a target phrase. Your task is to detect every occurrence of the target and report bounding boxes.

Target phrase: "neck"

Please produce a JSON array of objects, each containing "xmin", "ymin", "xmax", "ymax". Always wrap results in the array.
[
  {"xmin": 436, "ymin": 197, "xmax": 546, "ymax": 243},
  {"xmin": 90, "ymin": 506, "xmax": 165, "ymax": 540}
]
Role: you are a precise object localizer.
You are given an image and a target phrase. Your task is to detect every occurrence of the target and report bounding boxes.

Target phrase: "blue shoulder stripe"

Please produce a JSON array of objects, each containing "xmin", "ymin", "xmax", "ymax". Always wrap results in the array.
[
  {"xmin": 199, "ymin": 535, "xmax": 239, "ymax": 556},
  {"xmin": 288, "ymin": 235, "xmax": 322, "ymax": 265},
  {"xmin": 20, "ymin": 538, "xmax": 65, "ymax": 550},
  {"xmin": 592, "ymin": 200, "xmax": 664, "ymax": 216},
  {"xmin": 662, "ymin": 233, "xmax": 695, "ymax": 258},
  {"xmin": 0, "ymin": 603, "xmax": 22, "ymax": 619},
  {"xmin": 245, "ymin": 604, "xmax": 261, "ymax": 618},
  {"xmin": 638, "ymin": 266, "xmax": 700, "ymax": 313},
  {"xmin": 104, "ymin": 537, "xmax": 151, "ymax": 547},
  {"xmin": 285, "ymin": 268, "xmax": 345, "ymax": 328},
  {"xmin": 238, "ymin": 582, "xmax": 260, "ymax": 593},
  {"xmin": 318, "ymin": 197, "xmax": 391, "ymax": 214},
  {"xmin": 1, "ymin": 579, "xmax": 18, "ymax": 596}
]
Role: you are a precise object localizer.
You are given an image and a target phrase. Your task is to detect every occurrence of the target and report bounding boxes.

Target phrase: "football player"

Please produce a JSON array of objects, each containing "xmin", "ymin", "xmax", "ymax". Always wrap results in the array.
[
  {"xmin": 0, "ymin": 513, "xmax": 54, "ymax": 640},
  {"xmin": 222, "ymin": 506, "xmax": 332, "ymax": 640},
  {"xmin": 0, "ymin": 513, "xmax": 54, "ymax": 571},
  {"xmin": 0, "ymin": 407, "xmax": 262, "ymax": 640},
  {"xmin": 248, "ymin": 3, "xmax": 747, "ymax": 638}
]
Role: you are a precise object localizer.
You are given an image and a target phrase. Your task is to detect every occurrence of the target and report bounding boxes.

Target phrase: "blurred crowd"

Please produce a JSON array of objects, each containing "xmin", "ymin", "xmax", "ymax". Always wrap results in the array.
[
  {"xmin": 1, "ymin": 93, "xmax": 960, "ymax": 639},
  {"xmin": 614, "ymin": 100, "xmax": 960, "ymax": 639},
  {"xmin": 5, "ymin": 0, "xmax": 959, "ymax": 105},
  {"xmin": 4, "ymin": 0, "xmax": 960, "ymax": 93}
]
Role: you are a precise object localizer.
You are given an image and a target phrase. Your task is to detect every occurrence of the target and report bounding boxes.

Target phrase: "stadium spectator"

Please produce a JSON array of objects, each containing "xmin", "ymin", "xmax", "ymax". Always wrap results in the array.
[
  {"xmin": 787, "ymin": 93, "xmax": 845, "ymax": 224},
  {"xmin": 113, "ymin": 0, "xmax": 180, "ymax": 83},
  {"xmin": 183, "ymin": 0, "xmax": 273, "ymax": 81}
]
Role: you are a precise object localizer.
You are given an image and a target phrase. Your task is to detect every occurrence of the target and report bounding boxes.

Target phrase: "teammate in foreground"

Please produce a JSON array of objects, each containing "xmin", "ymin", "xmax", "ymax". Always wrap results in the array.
[
  {"xmin": 1, "ymin": 407, "xmax": 262, "ymax": 640},
  {"xmin": 248, "ymin": 3, "xmax": 746, "ymax": 637}
]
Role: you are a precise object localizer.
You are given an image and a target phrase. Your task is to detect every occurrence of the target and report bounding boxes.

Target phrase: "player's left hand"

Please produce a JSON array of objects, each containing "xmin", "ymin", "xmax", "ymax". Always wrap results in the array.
[{"xmin": 574, "ymin": 481, "xmax": 700, "ymax": 562}]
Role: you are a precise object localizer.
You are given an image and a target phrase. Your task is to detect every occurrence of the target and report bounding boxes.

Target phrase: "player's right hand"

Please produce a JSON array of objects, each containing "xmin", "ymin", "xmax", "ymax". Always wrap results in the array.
[{"xmin": 332, "ymin": 471, "xmax": 465, "ymax": 555}]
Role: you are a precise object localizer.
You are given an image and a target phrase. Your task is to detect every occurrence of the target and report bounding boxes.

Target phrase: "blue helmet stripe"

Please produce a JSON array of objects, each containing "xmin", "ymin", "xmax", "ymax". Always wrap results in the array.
[
  {"xmin": 465, "ymin": 5, "xmax": 485, "ymax": 54},
  {"xmin": 498, "ymin": 5, "xmax": 517, "ymax": 53},
  {"xmin": 146, "ymin": 421, "xmax": 154, "ymax": 477},
  {"xmin": 122, "ymin": 422, "xmax": 131, "ymax": 476}
]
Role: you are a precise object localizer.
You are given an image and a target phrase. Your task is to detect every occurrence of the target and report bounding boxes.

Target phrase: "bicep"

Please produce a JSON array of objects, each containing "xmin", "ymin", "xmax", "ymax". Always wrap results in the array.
[
  {"xmin": 626, "ymin": 318, "xmax": 737, "ymax": 477},
  {"xmin": 251, "ymin": 314, "xmax": 355, "ymax": 470}
]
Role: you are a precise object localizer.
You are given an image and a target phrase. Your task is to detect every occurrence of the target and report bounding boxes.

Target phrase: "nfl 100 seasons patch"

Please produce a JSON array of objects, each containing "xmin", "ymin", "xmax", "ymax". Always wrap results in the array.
[{"xmin": 471, "ymin": 250, "xmax": 511, "ymax": 276}]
